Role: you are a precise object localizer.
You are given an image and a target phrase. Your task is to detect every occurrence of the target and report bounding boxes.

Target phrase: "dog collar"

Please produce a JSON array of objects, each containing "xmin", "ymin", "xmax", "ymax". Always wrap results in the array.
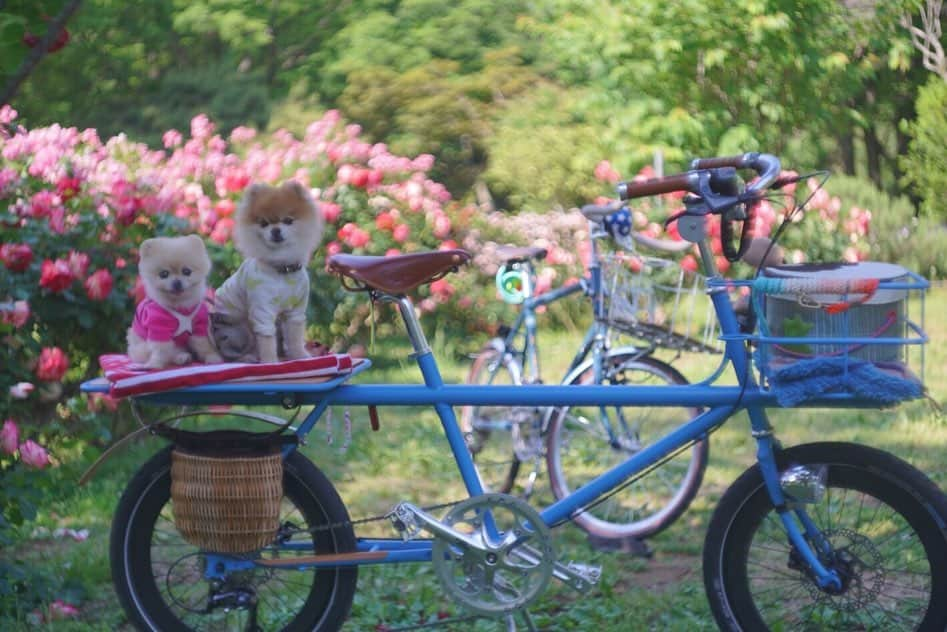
[{"xmin": 271, "ymin": 262, "xmax": 303, "ymax": 274}]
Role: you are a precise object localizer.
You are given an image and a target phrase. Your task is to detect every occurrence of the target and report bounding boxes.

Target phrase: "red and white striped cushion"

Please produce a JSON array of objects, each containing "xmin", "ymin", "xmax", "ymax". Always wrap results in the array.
[{"xmin": 99, "ymin": 353, "xmax": 355, "ymax": 398}]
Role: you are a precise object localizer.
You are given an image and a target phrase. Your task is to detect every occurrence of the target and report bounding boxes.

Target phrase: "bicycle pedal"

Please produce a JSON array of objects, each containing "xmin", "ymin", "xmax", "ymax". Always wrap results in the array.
[
  {"xmin": 553, "ymin": 560, "xmax": 601, "ymax": 593},
  {"xmin": 387, "ymin": 502, "xmax": 423, "ymax": 541}
]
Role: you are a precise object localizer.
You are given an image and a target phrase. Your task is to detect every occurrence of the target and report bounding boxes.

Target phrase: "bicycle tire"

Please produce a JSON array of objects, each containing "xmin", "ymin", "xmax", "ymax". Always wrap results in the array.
[
  {"xmin": 459, "ymin": 343, "xmax": 524, "ymax": 494},
  {"xmin": 703, "ymin": 442, "xmax": 947, "ymax": 631},
  {"xmin": 545, "ymin": 353, "xmax": 707, "ymax": 540},
  {"xmin": 111, "ymin": 446, "xmax": 358, "ymax": 631}
]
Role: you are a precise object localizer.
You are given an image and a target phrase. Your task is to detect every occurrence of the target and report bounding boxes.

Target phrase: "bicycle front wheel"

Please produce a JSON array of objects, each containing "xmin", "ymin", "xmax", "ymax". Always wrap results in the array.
[
  {"xmin": 459, "ymin": 343, "xmax": 525, "ymax": 493},
  {"xmin": 704, "ymin": 442, "xmax": 947, "ymax": 631},
  {"xmin": 545, "ymin": 353, "xmax": 707, "ymax": 540},
  {"xmin": 111, "ymin": 447, "xmax": 358, "ymax": 631}
]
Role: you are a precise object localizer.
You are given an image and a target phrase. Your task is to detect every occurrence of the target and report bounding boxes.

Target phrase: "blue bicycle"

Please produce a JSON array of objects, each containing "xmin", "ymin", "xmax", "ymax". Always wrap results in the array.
[{"xmin": 83, "ymin": 153, "xmax": 947, "ymax": 631}]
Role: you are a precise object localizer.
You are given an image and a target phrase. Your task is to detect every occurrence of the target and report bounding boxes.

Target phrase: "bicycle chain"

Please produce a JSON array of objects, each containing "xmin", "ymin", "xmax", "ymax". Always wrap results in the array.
[{"xmin": 284, "ymin": 499, "xmax": 466, "ymax": 538}]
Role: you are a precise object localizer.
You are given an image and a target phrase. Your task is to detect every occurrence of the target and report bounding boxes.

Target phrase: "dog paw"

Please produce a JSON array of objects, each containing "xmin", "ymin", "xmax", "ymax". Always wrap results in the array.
[
  {"xmin": 203, "ymin": 352, "xmax": 224, "ymax": 364},
  {"xmin": 173, "ymin": 351, "xmax": 192, "ymax": 365}
]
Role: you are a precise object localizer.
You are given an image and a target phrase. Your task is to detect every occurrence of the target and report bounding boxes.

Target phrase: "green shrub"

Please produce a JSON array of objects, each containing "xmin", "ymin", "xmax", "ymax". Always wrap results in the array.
[{"xmin": 900, "ymin": 77, "xmax": 947, "ymax": 221}]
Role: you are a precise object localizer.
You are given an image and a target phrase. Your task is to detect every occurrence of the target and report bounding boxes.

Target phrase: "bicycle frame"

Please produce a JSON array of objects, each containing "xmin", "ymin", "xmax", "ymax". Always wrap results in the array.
[{"xmin": 111, "ymin": 246, "xmax": 923, "ymax": 594}]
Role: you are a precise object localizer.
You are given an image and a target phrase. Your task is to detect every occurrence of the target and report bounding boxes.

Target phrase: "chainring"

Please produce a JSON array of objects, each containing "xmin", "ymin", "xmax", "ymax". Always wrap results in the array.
[{"xmin": 431, "ymin": 493, "xmax": 555, "ymax": 618}]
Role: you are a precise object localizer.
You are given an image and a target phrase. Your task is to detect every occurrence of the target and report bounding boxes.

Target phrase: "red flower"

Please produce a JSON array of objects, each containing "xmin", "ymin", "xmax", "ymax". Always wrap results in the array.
[
  {"xmin": 39, "ymin": 259, "xmax": 75, "ymax": 292},
  {"xmin": 375, "ymin": 211, "xmax": 395, "ymax": 231},
  {"xmin": 36, "ymin": 346, "xmax": 69, "ymax": 381},
  {"xmin": 84, "ymin": 269, "xmax": 113, "ymax": 301},
  {"xmin": 56, "ymin": 176, "xmax": 82, "ymax": 201},
  {"xmin": 0, "ymin": 242, "xmax": 33, "ymax": 272}
]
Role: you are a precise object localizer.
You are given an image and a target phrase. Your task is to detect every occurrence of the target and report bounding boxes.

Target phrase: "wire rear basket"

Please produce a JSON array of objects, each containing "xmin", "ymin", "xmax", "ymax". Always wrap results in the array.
[
  {"xmin": 599, "ymin": 253, "xmax": 719, "ymax": 352},
  {"xmin": 732, "ymin": 262, "xmax": 928, "ymax": 407}
]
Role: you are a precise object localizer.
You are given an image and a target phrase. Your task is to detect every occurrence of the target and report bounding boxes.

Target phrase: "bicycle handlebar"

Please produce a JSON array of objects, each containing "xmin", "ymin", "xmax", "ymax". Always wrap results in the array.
[{"xmin": 616, "ymin": 153, "xmax": 781, "ymax": 203}]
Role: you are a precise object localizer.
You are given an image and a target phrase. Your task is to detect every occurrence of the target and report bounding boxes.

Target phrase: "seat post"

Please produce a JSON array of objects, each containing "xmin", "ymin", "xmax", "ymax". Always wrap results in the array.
[{"xmin": 392, "ymin": 294, "xmax": 431, "ymax": 356}]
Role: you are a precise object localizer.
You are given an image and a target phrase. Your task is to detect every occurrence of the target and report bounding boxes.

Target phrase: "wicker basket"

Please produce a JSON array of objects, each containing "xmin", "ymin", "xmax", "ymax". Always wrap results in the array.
[{"xmin": 164, "ymin": 428, "xmax": 288, "ymax": 554}]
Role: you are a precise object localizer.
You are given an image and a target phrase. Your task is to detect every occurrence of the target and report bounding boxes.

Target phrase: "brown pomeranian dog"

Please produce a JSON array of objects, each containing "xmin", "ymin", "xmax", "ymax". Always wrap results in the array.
[
  {"xmin": 127, "ymin": 235, "xmax": 222, "ymax": 368},
  {"xmin": 210, "ymin": 181, "xmax": 325, "ymax": 363}
]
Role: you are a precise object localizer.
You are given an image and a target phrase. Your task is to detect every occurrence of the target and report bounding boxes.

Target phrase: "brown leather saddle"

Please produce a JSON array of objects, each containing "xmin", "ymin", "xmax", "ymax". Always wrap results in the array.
[{"xmin": 326, "ymin": 249, "xmax": 471, "ymax": 295}]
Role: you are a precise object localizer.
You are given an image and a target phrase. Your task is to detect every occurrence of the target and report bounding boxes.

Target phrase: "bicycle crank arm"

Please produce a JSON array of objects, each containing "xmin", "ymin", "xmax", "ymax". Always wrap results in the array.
[
  {"xmin": 389, "ymin": 501, "xmax": 600, "ymax": 593},
  {"xmin": 506, "ymin": 546, "xmax": 601, "ymax": 593},
  {"xmin": 389, "ymin": 502, "xmax": 482, "ymax": 550}
]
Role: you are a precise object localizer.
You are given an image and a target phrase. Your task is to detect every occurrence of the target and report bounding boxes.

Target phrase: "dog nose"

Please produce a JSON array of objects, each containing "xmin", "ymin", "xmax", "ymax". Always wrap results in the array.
[
  {"xmin": 270, "ymin": 227, "xmax": 283, "ymax": 242},
  {"xmin": 172, "ymin": 279, "xmax": 183, "ymax": 292}
]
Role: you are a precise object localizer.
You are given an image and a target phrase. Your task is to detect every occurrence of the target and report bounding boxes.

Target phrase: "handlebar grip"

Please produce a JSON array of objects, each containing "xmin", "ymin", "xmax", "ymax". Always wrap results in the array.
[
  {"xmin": 617, "ymin": 173, "xmax": 694, "ymax": 200},
  {"xmin": 690, "ymin": 155, "xmax": 748, "ymax": 170}
]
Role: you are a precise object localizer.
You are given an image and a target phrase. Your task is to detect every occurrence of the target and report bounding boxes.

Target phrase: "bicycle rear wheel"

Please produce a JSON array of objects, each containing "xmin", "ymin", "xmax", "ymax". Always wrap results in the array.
[
  {"xmin": 545, "ymin": 353, "xmax": 707, "ymax": 540},
  {"xmin": 111, "ymin": 447, "xmax": 357, "ymax": 631},
  {"xmin": 459, "ymin": 343, "xmax": 524, "ymax": 493},
  {"xmin": 704, "ymin": 442, "xmax": 947, "ymax": 631}
]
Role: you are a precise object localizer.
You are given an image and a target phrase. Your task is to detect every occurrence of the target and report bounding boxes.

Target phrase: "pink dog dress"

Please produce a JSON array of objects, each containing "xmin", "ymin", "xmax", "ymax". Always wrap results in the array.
[{"xmin": 132, "ymin": 299, "xmax": 210, "ymax": 347}]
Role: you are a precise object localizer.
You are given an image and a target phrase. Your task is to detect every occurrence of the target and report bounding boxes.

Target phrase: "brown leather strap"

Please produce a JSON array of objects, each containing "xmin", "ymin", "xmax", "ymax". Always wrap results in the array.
[
  {"xmin": 326, "ymin": 249, "xmax": 471, "ymax": 295},
  {"xmin": 368, "ymin": 405, "xmax": 380, "ymax": 431}
]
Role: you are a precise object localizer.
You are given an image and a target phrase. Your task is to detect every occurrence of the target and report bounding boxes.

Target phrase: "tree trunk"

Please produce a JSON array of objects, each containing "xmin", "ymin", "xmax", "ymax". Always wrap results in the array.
[
  {"xmin": 839, "ymin": 130, "xmax": 856, "ymax": 175},
  {"xmin": 864, "ymin": 125, "xmax": 883, "ymax": 188}
]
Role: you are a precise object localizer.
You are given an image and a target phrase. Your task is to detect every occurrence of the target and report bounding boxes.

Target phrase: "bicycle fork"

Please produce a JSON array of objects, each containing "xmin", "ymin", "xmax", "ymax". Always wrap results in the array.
[{"xmin": 753, "ymin": 425, "xmax": 844, "ymax": 593}]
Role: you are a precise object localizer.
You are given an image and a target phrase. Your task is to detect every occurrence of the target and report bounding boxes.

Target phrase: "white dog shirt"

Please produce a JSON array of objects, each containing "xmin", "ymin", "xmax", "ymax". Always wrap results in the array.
[{"xmin": 213, "ymin": 259, "xmax": 309, "ymax": 336}]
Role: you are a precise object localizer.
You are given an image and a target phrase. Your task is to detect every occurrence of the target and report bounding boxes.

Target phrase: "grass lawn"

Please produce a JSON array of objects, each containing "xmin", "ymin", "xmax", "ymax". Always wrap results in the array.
[{"xmin": 4, "ymin": 286, "xmax": 945, "ymax": 631}]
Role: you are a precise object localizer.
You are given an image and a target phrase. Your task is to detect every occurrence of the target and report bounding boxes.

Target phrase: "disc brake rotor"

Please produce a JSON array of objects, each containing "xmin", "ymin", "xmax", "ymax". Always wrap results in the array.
[{"xmin": 431, "ymin": 493, "xmax": 555, "ymax": 618}]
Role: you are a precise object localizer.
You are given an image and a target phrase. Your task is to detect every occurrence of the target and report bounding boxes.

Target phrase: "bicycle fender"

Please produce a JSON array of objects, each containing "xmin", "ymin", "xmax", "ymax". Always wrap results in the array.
[{"xmin": 78, "ymin": 425, "xmax": 153, "ymax": 485}]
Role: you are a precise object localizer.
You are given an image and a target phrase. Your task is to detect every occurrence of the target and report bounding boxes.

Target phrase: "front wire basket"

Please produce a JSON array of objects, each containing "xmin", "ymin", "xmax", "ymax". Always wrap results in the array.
[
  {"xmin": 599, "ymin": 252, "xmax": 720, "ymax": 353},
  {"xmin": 718, "ymin": 267, "xmax": 928, "ymax": 407}
]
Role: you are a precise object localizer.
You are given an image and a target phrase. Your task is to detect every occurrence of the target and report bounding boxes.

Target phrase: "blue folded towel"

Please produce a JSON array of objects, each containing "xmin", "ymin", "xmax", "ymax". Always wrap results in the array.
[{"xmin": 766, "ymin": 356, "xmax": 921, "ymax": 407}]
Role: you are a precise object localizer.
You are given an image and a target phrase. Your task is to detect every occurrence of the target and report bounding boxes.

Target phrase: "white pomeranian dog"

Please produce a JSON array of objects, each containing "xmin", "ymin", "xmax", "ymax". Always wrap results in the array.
[
  {"xmin": 127, "ymin": 235, "xmax": 222, "ymax": 368},
  {"xmin": 210, "ymin": 181, "xmax": 325, "ymax": 363}
]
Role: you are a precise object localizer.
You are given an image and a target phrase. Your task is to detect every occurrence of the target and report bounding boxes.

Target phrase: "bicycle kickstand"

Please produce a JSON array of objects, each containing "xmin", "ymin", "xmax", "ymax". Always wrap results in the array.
[{"xmin": 505, "ymin": 609, "xmax": 538, "ymax": 632}]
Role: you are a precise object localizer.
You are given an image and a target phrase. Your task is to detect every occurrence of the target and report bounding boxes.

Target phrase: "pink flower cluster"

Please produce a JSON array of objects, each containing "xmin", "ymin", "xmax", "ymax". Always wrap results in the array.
[{"xmin": 1, "ymin": 419, "xmax": 51, "ymax": 468}]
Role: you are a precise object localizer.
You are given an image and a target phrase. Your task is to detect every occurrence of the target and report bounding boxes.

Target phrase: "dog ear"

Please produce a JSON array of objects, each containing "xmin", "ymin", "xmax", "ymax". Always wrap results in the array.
[
  {"xmin": 139, "ymin": 238, "xmax": 155, "ymax": 259},
  {"xmin": 282, "ymin": 180, "xmax": 312, "ymax": 201},
  {"xmin": 240, "ymin": 183, "xmax": 268, "ymax": 208},
  {"xmin": 185, "ymin": 233, "xmax": 207, "ymax": 253}
]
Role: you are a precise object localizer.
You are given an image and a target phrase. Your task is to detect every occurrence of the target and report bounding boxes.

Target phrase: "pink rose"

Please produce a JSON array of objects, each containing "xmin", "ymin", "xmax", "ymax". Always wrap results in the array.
[
  {"xmin": 0, "ymin": 243, "xmax": 33, "ymax": 272},
  {"xmin": 1, "ymin": 300, "xmax": 29, "ymax": 327},
  {"xmin": 1, "ymin": 419, "xmax": 19, "ymax": 455},
  {"xmin": 29, "ymin": 190, "xmax": 61, "ymax": 219},
  {"xmin": 594, "ymin": 160, "xmax": 620, "ymax": 183},
  {"xmin": 9, "ymin": 382, "xmax": 34, "ymax": 399},
  {"xmin": 36, "ymin": 347, "xmax": 69, "ymax": 381},
  {"xmin": 48, "ymin": 599, "xmax": 79, "ymax": 619},
  {"xmin": 67, "ymin": 250, "xmax": 91, "ymax": 279},
  {"xmin": 84, "ymin": 269, "xmax": 113, "ymax": 301},
  {"xmin": 392, "ymin": 224, "xmax": 410, "ymax": 243},
  {"xmin": 210, "ymin": 217, "xmax": 234, "ymax": 245},
  {"xmin": 39, "ymin": 259, "xmax": 75, "ymax": 292},
  {"xmin": 19, "ymin": 439, "xmax": 50, "ymax": 469},
  {"xmin": 320, "ymin": 202, "xmax": 341, "ymax": 223}
]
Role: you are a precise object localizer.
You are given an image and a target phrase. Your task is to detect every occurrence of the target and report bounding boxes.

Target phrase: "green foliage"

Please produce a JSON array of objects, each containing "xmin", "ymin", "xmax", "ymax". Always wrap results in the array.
[
  {"xmin": 901, "ymin": 77, "xmax": 947, "ymax": 221},
  {"xmin": 484, "ymin": 85, "xmax": 607, "ymax": 212}
]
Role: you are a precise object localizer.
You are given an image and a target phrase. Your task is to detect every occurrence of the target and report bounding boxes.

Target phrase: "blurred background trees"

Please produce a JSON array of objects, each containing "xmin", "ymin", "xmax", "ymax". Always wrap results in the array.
[{"xmin": 2, "ymin": 0, "xmax": 945, "ymax": 219}]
